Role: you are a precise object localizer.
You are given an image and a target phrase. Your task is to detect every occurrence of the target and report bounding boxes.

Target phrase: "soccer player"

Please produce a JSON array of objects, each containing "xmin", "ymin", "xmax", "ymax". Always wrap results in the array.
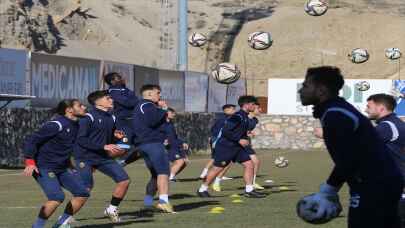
[
  {"xmin": 245, "ymin": 102, "xmax": 264, "ymax": 190},
  {"xmin": 104, "ymin": 72, "xmax": 141, "ymax": 166},
  {"xmin": 365, "ymin": 94, "xmax": 405, "ymax": 187},
  {"xmin": 315, "ymin": 93, "xmax": 405, "ymax": 184},
  {"xmin": 23, "ymin": 99, "xmax": 89, "ymax": 228},
  {"xmin": 132, "ymin": 84, "xmax": 175, "ymax": 213},
  {"xmin": 74, "ymin": 90, "xmax": 130, "ymax": 223},
  {"xmin": 161, "ymin": 107, "xmax": 190, "ymax": 182},
  {"xmin": 299, "ymin": 66, "xmax": 403, "ymax": 228},
  {"xmin": 199, "ymin": 104, "xmax": 236, "ymax": 192},
  {"xmin": 197, "ymin": 96, "xmax": 267, "ymax": 198}
]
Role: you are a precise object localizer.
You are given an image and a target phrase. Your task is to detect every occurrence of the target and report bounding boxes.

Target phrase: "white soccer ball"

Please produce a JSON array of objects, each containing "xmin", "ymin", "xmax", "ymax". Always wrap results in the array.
[
  {"xmin": 274, "ymin": 156, "xmax": 289, "ymax": 168},
  {"xmin": 211, "ymin": 63, "xmax": 241, "ymax": 84},
  {"xmin": 188, "ymin": 32, "xmax": 207, "ymax": 47},
  {"xmin": 355, "ymin": 81, "xmax": 370, "ymax": 91},
  {"xmin": 348, "ymin": 48, "xmax": 369, "ymax": 64},
  {"xmin": 304, "ymin": 0, "xmax": 328, "ymax": 16},
  {"xmin": 296, "ymin": 193, "xmax": 342, "ymax": 224},
  {"xmin": 385, "ymin": 48, "xmax": 402, "ymax": 60},
  {"xmin": 248, "ymin": 31, "xmax": 273, "ymax": 50}
]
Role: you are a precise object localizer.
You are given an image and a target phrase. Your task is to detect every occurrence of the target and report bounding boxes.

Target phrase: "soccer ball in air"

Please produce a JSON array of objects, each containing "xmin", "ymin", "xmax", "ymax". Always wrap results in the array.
[
  {"xmin": 188, "ymin": 32, "xmax": 207, "ymax": 47},
  {"xmin": 385, "ymin": 48, "xmax": 401, "ymax": 60},
  {"xmin": 211, "ymin": 63, "xmax": 241, "ymax": 84},
  {"xmin": 304, "ymin": 0, "xmax": 328, "ymax": 16},
  {"xmin": 348, "ymin": 48, "xmax": 369, "ymax": 64},
  {"xmin": 355, "ymin": 81, "xmax": 370, "ymax": 91},
  {"xmin": 248, "ymin": 31, "xmax": 273, "ymax": 50}
]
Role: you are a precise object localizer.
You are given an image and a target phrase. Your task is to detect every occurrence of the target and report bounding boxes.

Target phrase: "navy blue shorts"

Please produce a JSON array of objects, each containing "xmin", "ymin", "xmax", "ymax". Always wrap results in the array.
[
  {"xmin": 75, "ymin": 159, "xmax": 129, "ymax": 189},
  {"xmin": 244, "ymin": 146, "xmax": 256, "ymax": 155},
  {"xmin": 213, "ymin": 143, "xmax": 251, "ymax": 167},
  {"xmin": 167, "ymin": 149, "xmax": 187, "ymax": 162},
  {"xmin": 34, "ymin": 168, "xmax": 89, "ymax": 202},
  {"xmin": 348, "ymin": 179, "xmax": 403, "ymax": 228},
  {"xmin": 116, "ymin": 118, "xmax": 133, "ymax": 145},
  {"xmin": 139, "ymin": 143, "xmax": 170, "ymax": 176}
]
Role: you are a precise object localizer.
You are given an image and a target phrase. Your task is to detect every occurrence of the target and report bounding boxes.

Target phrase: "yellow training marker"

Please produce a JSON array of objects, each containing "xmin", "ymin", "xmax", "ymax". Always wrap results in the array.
[
  {"xmin": 209, "ymin": 207, "xmax": 225, "ymax": 214},
  {"xmin": 232, "ymin": 199, "xmax": 244, "ymax": 203},
  {"xmin": 279, "ymin": 186, "xmax": 290, "ymax": 191},
  {"xmin": 211, "ymin": 207, "xmax": 225, "ymax": 211},
  {"xmin": 230, "ymin": 194, "xmax": 241, "ymax": 198},
  {"xmin": 209, "ymin": 210, "xmax": 223, "ymax": 214}
]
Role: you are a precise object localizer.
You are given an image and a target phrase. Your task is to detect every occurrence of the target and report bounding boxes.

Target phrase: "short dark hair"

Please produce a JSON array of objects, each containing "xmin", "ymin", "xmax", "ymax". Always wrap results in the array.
[
  {"xmin": 167, "ymin": 107, "xmax": 175, "ymax": 113},
  {"xmin": 367, "ymin": 93, "xmax": 397, "ymax": 111},
  {"xmin": 104, "ymin": 72, "xmax": 120, "ymax": 85},
  {"xmin": 140, "ymin": 84, "xmax": 161, "ymax": 94},
  {"xmin": 306, "ymin": 66, "xmax": 345, "ymax": 96},
  {"xmin": 222, "ymin": 104, "xmax": 236, "ymax": 110},
  {"xmin": 87, "ymin": 90, "xmax": 109, "ymax": 105},
  {"xmin": 54, "ymin": 99, "xmax": 80, "ymax": 115},
  {"xmin": 238, "ymin": 95, "xmax": 258, "ymax": 107}
]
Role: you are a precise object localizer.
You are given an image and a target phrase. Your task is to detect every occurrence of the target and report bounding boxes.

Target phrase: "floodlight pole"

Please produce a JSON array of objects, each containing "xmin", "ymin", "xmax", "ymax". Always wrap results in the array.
[
  {"xmin": 226, "ymin": 85, "xmax": 229, "ymax": 104},
  {"xmin": 178, "ymin": 0, "xmax": 188, "ymax": 71},
  {"xmin": 243, "ymin": 49, "xmax": 248, "ymax": 95}
]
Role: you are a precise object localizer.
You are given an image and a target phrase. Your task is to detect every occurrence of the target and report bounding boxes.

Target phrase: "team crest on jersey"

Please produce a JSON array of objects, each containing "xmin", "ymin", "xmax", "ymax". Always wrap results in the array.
[
  {"xmin": 48, "ymin": 172, "xmax": 56, "ymax": 178},
  {"xmin": 66, "ymin": 128, "xmax": 70, "ymax": 133},
  {"xmin": 350, "ymin": 194, "xmax": 360, "ymax": 208},
  {"xmin": 98, "ymin": 119, "xmax": 102, "ymax": 123},
  {"xmin": 79, "ymin": 162, "xmax": 86, "ymax": 168},
  {"xmin": 122, "ymin": 137, "xmax": 128, "ymax": 143}
]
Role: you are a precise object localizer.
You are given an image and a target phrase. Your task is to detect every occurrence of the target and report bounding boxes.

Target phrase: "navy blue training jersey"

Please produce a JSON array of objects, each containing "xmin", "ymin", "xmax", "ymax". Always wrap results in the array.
[
  {"xmin": 375, "ymin": 113, "xmax": 405, "ymax": 181},
  {"xmin": 75, "ymin": 108, "xmax": 117, "ymax": 162},
  {"xmin": 23, "ymin": 115, "xmax": 79, "ymax": 171},
  {"xmin": 313, "ymin": 97, "xmax": 402, "ymax": 188},
  {"xmin": 161, "ymin": 121, "xmax": 184, "ymax": 151},
  {"xmin": 132, "ymin": 99, "xmax": 167, "ymax": 145},
  {"xmin": 210, "ymin": 114, "xmax": 228, "ymax": 139},
  {"xmin": 216, "ymin": 110, "xmax": 252, "ymax": 149},
  {"xmin": 108, "ymin": 85, "xmax": 139, "ymax": 119}
]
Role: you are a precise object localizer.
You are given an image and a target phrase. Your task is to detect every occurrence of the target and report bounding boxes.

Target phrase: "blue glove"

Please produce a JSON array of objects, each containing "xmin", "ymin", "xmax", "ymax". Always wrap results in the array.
[
  {"xmin": 317, "ymin": 183, "xmax": 342, "ymax": 220},
  {"xmin": 319, "ymin": 183, "xmax": 340, "ymax": 196},
  {"xmin": 297, "ymin": 183, "xmax": 342, "ymax": 224}
]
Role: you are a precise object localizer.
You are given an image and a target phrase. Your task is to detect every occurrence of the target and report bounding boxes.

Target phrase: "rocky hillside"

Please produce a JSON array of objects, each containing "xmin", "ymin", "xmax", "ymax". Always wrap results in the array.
[{"xmin": 1, "ymin": 0, "xmax": 404, "ymax": 96}]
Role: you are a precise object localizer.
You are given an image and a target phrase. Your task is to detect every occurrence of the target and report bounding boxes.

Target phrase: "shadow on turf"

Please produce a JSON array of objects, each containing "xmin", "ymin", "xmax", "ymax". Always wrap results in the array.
[
  {"xmin": 176, "ymin": 177, "xmax": 201, "ymax": 182},
  {"xmin": 170, "ymin": 193, "xmax": 225, "ymax": 199},
  {"xmin": 170, "ymin": 193, "xmax": 197, "ymax": 199},
  {"xmin": 74, "ymin": 219, "xmax": 153, "ymax": 227},
  {"xmin": 263, "ymin": 183, "xmax": 297, "ymax": 189},
  {"xmin": 78, "ymin": 208, "xmax": 157, "ymax": 222},
  {"xmin": 174, "ymin": 200, "xmax": 220, "ymax": 212},
  {"xmin": 271, "ymin": 189, "xmax": 297, "ymax": 193},
  {"xmin": 127, "ymin": 193, "xmax": 213, "ymax": 202},
  {"xmin": 176, "ymin": 175, "xmax": 267, "ymax": 183},
  {"xmin": 281, "ymin": 181, "xmax": 297, "ymax": 184},
  {"xmin": 236, "ymin": 183, "xmax": 296, "ymax": 191}
]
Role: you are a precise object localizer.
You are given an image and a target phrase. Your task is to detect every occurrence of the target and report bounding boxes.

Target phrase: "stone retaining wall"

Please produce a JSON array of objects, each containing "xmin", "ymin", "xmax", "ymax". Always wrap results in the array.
[{"xmin": 251, "ymin": 115, "xmax": 324, "ymax": 150}]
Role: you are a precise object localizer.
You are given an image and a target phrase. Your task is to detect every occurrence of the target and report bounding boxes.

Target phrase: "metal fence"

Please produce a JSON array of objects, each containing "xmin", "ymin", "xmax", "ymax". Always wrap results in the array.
[{"xmin": 0, "ymin": 48, "xmax": 246, "ymax": 112}]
